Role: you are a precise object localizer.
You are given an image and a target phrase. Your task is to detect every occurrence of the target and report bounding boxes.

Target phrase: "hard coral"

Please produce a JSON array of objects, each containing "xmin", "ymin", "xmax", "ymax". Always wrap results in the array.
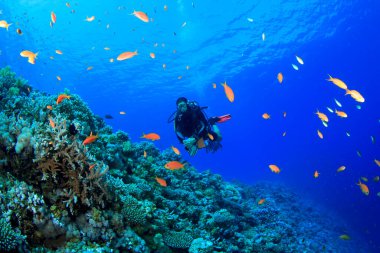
[{"xmin": 0, "ymin": 218, "xmax": 24, "ymax": 252}]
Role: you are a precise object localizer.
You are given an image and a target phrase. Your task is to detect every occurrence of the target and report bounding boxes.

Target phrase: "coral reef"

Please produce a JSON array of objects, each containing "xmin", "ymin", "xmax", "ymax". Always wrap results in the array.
[{"xmin": 0, "ymin": 67, "xmax": 370, "ymax": 252}]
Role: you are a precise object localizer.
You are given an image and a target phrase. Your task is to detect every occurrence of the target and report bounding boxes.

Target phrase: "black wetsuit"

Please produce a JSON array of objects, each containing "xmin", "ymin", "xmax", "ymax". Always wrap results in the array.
[{"xmin": 174, "ymin": 102, "xmax": 209, "ymax": 143}]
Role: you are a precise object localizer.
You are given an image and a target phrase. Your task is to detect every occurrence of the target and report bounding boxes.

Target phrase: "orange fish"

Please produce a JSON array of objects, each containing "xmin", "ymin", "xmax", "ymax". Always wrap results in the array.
[
  {"xmin": 56, "ymin": 94, "xmax": 71, "ymax": 104},
  {"xmin": 49, "ymin": 117, "xmax": 55, "ymax": 128},
  {"xmin": 316, "ymin": 110, "xmax": 329, "ymax": 122},
  {"xmin": 83, "ymin": 132, "xmax": 98, "ymax": 145},
  {"xmin": 46, "ymin": 105, "xmax": 53, "ymax": 110},
  {"xmin": 155, "ymin": 177, "xmax": 167, "ymax": 187},
  {"xmin": 20, "ymin": 50, "xmax": 38, "ymax": 58},
  {"xmin": 314, "ymin": 170, "xmax": 320, "ymax": 178},
  {"xmin": 149, "ymin": 52, "xmax": 156, "ymax": 59},
  {"xmin": 55, "ymin": 49, "xmax": 63, "ymax": 55},
  {"xmin": 269, "ymin": 164, "xmax": 280, "ymax": 174},
  {"xmin": 212, "ymin": 83, "xmax": 217, "ymax": 89},
  {"xmin": 132, "ymin": 10, "xmax": 149, "ymax": 23},
  {"xmin": 56, "ymin": 76, "xmax": 61, "ymax": 81},
  {"xmin": 85, "ymin": 16, "xmax": 95, "ymax": 22},
  {"xmin": 171, "ymin": 146, "xmax": 180, "ymax": 155},
  {"xmin": 141, "ymin": 133, "xmax": 160, "ymax": 141},
  {"xmin": 327, "ymin": 75, "xmax": 348, "ymax": 90},
  {"xmin": 337, "ymin": 166, "xmax": 346, "ymax": 172},
  {"xmin": 221, "ymin": 81, "xmax": 234, "ymax": 102},
  {"xmin": 117, "ymin": 51, "xmax": 138, "ymax": 61},
  {"xmin": 357, "ymin": 180, "xmax": 369, "ymax": 196},
  {"xmin": 27, "ymin": 57, "xmax": 36, "ymax": 64},
  {"xmin": 143, "ymin": 150, "xmax": 147, "ymax": 158},
  {"xmin": 317, "ymin": 130, "xmax": 323, "ymax": 139},
  {"xmin": 258, "ymin": 198, "xmax": 266, "ymax": 205},
  {"xmin": 375, "ymin": 159, "xmax": 380, "ymax": 167},
  {"xmin": 51, "ymin": 11, "xmax": 57, "ymax": 24},
  {"xmin": 335, "ymin": 109, "xmax": 347, "ymax": 118},
  {"xmin": 0, "ymin": 20, "xmax": 12, "ymax": 31},
  {"xmin": 277, "ymin": 72, "xmax": 283, "ymax": 83},
  {"xmin": 164, "ymin": 161, "xmax": 186, "ymax": 170},
  {"xmin": 207, "ymin": 133, "xmax": 214, "ymax": 141},
  {"xmin": 262, "ymin": 113, "xmax": 270, "ymax": 120},
  {"xmin": 89, "ymin": 164, "xmax": 96, "ymax": 170},
  {"xmin": 345, "ymin": 89, "xmax": 365, "ymax": 103}
]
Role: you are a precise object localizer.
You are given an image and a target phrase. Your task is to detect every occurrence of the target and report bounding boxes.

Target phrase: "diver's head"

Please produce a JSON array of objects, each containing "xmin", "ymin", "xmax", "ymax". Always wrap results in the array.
[{"xmin": 176, "ymin": 97, "xmax": 188, "ymax": 113}]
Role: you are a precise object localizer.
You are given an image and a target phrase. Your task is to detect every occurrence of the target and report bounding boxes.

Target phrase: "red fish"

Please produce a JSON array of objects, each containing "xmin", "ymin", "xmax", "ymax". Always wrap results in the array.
[
  {"xmin": 141, "ymin": 133, "xmax": 160, "ymax": 141},
  {"xmin": 83, "ymin": 132, "xmax": 98, "ymax": 145},
  {"xmin": 155, "ymin": 177, "xmax": 167, "ymax": 187},
  {"xmin": 164, "ymin": 161, "xmax": 186, "ymax": 170},
  {"xmin": 56, "ymin": 94, "xmax": 71, "ymax": 104}
]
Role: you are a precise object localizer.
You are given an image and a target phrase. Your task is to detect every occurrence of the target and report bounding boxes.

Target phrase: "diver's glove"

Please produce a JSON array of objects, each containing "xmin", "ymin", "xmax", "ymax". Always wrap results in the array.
[{"xmin": 183, "ymin": 137, "xmax": 196, "ymax": 149}]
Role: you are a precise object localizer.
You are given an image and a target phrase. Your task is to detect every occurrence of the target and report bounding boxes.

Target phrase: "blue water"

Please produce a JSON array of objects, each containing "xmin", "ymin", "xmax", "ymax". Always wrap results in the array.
[{"xmin": 1, "ymin": 0, "xmax": 379, "ymax": 251}]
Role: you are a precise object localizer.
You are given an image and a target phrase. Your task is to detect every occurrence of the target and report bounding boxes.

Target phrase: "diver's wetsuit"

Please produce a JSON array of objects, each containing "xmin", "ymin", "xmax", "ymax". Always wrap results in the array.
[{"xmin": 174, "ymin": 102, "xmax": 209, "ymax": 144}]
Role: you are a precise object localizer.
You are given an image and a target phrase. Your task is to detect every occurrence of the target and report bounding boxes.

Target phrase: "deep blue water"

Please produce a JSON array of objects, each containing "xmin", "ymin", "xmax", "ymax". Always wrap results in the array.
[{"xmin": 1, "ymin": 0, "xmax": 380, "ymax": 251}]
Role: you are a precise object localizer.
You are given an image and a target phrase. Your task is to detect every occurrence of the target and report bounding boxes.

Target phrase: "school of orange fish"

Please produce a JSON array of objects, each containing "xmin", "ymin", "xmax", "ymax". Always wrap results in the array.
[{"xmin": 0, "ymin": 2, "xmax": 378, "ymax": 200}]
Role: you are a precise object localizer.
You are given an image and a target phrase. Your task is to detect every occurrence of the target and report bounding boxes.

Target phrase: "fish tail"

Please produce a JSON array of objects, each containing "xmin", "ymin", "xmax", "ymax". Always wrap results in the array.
[
  {"xmin": 327, "ymin": 74, "xmax": 332, "ymax": 81},
  {"xmin": 6, "ymin": 23, "xmax": 12, "ymax": 31},
  {"xmin": 140, "ymin": 132, "xmax": 145, "ymax": 138}
]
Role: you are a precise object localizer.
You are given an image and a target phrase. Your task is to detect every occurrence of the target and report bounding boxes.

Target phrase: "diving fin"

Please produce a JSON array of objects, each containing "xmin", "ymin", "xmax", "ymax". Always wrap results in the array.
[{"xmin": 209, "ymin": 114, "xmax": 231, "ymax": 124}]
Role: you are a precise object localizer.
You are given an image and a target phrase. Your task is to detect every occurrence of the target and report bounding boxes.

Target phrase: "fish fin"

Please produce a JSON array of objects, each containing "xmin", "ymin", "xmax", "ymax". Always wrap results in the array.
[{"xmin": 327, "ymin": 74, "xmax": 332, "ymax": 81}]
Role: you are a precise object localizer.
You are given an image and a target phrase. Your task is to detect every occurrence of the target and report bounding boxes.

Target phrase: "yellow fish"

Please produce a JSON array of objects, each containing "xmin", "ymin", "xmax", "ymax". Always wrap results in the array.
[
  {"xmin": 327, "ymin": 75, "xmax": 348, "ymax": 90},
  {"xmin": 221, "ymin": 81, "xmax": 234, "ymax": 102},
  {"xmin": 337, "ymin": 166, "xmax": 346, "ymax": 173},
  {"xmin": 0, "ymin": 20, "xmax": 12, "ymax": 30},
  {"xmin": 317, "ymin": 130, "xmax": 323, "ymax": 139},
  {"xmin": 345, "ymin": 89, "xmax": 365, "ymax": 103},
  {"xmin": 277, "ymin": 72, "xmax": 283, "ymax": 84},
  {"xmin": 335, "ymin": 109, "xmax": 347, "ymax": 118},
  {"xmin": 316, "ymin": 110, "xmax": 328, "ymax": 122},
  {"xmin": 375, "ymin": 159, "xmax": 380, "ymax": 167}
]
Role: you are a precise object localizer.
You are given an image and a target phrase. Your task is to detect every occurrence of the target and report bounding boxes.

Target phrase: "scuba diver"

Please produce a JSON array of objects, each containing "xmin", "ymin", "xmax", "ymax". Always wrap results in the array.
[{"xmin": 168, "ymin": 97, "xmax": 231, "ymax": 156}]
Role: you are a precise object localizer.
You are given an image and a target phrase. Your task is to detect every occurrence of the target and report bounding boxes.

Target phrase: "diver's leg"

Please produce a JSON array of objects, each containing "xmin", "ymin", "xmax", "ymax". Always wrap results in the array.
[{"xmin": 212, "ymin": 125, "xmax": 222, "ymax": 141}]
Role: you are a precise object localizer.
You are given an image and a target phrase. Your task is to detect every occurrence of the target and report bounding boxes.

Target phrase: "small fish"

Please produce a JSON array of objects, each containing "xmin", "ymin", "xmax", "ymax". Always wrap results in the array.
[
  {"xmin": 49, "ymin": 117, "xmax": 55, "ymax": 128},
  {"xmin": 83, "ymin": 131, "xmax": 98, "ymax": 145},
  {"xmin": 317, "ymin": 130, "xmax": 323, "ymax": 139},
  {"xmin": 109, "ymin": 58, "xmax": 114, "ymax": 63},
  {"xmin": 140, "ymin": 133, "xmax": 160, "ymax": 141},
  {"xmin": 155, "ymin": 177, "xmax": 167, "ymax": 187},
  {"xmin": 269, "ymin": 164, "xmax": 280, "ymax": 174},
  {"xmin": 356, "ymin": 105, "xmax": 361, "ymax": 110},
  {"xmin": 221, "ymin": 81, "xmax": 234, "ymax": 102},
  {"xmin": 370, "ymin": 136, "xmax": 375, "ymax": 144},
  {"xmin": 282, "ymin": 131, "xmax": 286, "ymax": 137},
  {"xmin": 295, "ymin": 55, "xmax": 304, "ymax": 65},
  {"xmin": 327, "ymin": 75, "xmax": 348, "ymax": 90},
  {"xmin": 117, "ymin": 50, "xmax": 138, "ymax": 61},
  {"xmin": 104, "ymin": 114, "xmax": 113, "ymax": 119},
  {"xmin": 334, "ymin": 99, "xmax": 342, "ymax": 107},
  {"xmin": 314, "ymin": 170, "xmax": 320, "ymax": 178},
  {"xmin": 132, "ymin": 10, "xmax": 149, "ymax": 23},
  {"xmin": 262, "ymin": 33, "xmax": 265, "ymax": 41},
  {"xmin": 339, "ymin": 234, "xmax": 350, "ymax": 240},
  {"xmin": 56, "ymin": 76, "xmax": 61, "ymax": 81},
  {"xmin": 258, "ymin": 198, "xmax": 266, "ymax": 205},
  {"xmin": 164, "ymin": 5, "xmax": 168, "ymax": 11},
  {"xmin": 316, "ymin": 110, "xmax": 329, "ymax": 122},
  {"xmin": 181, "ymin": 21, "xmax": 187, "ymax": 27},
  {"xmin": 0, "ymin": 20, "xmax": 12, "ymax": 30},
  {"xmin": 46, "ymin": 105, "xmax": 53, "ymax": 110},
  {"xmin": 104, "ymin": 47, "xmax": 110, "ymax": 50},
  {"xmin": 20, "ymin": 50, "xmax": 38, "ymax": 58},
  {"xmin": 357, "ymin": 150, "xmax": 362, "ymax": 157},
  {"xmin": 361, "ymin": 177, "xmax": 368, "ymax": 182},
  {"xmin": 66, "ymin": 2, "xmax": 71, "ymax": 8},
  {"xmin": 119, "ymin": 111, "xmax": 126, "ymax": 115},
  {"xmin": 56, "ymin": 94, "xmax": 71, "ymax": 104},
  {"xmin": 357, "ymin": 180, "xmax": 369, "ymax": 195},
  {"xmin": 55, "ymin": 49, "xmax": 63, "ymax": 55},
  {"xmin": 162, "ymin": 63, "xmax": 166, "ymax": 70},
  {"xmin": 178, "ymin": 76, "xmax": 182, "ymax": 80},
  {"xmin": 292, "ymin": 64, "xmax": 299, "ymax": 71},
  {"xmin": 247, "ymin": 18, "xmax": 254, "ymax": 23},
  {"xmin": 283, "ymin": 112, "xmax": 287, "ymax": 118},
  {"xmin": 16, "ymin": 28, "xmax": 22, "ymax": 34},
  {"xmin": 322, "ymin": 121, "xmax": 328, "ymax": 128},
  {"xmin": 337, "ymin": 166, "xmax": 346, "ymax": 173},
  {"xmin": 207, "ymin": 133, "xmax": 214, "ymax": 140},
  {"xmin": 377, "ymin": 192, "xmax": 380, "ymax": 197},
  {"xmin": 171, "ymin": 146, "xmax": 180, "ymax": 155},
  {"xmin": 277, "ymin": 72, "xmax": 283, "ymax": 84},
  {"xmin": 27, "ymin": 57, "xmax": 35, "ymax": 64},
  {"xmin": 143, "ymin": 150, "xmax": 147, "ymax": 158},
  {"xmin": 326, "ymin": 107, "xmax": 334, "ymax": 113},
  {"xmin": 212, "ymin": 83, "xmax": 217, "ymax": 89},
  {"xmin": 335, "ymin": 109, "xmax": 347, "ymax": 118},
  {"xmin": 346, "ymin": 132, "xmax": 350, "ymax": 137},
  {"xmin": 186, "ymin": 65, "xmax": 190, "ymax": 70},
  {"xmin": 85, "ymin": 16, "xmax": 95, "ymax": 22},
  {"xmin": 149, "ymin": 52, "xmax": 155, "ymax": 59},
  {"xmin": 262, "ymin": 113, "xmax": 270, "ymax": 120},
  {"xmin": 51, "ymin": 11, "xmax": 57, "ymax": 24},
  {"xmin": 164, "ymin": 161, "xmax": 186, "ymax": 170},
  {"xmin": 375, "ymin": 159, "xmax": 380, "ymax": 167},
  {"xmin": 87, "ymin": 66, "xmax": 93, "ymax": 71},
  {"xmin": 345, "ymin": 89, "xmax": 365, "ymax": 103}
]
